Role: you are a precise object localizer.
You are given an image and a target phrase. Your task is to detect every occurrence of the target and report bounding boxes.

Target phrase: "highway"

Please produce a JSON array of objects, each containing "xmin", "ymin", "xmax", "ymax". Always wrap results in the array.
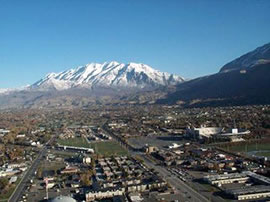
[{"xmin": 9, "ymin": 138, "xmax": 54, "ymax": 202}]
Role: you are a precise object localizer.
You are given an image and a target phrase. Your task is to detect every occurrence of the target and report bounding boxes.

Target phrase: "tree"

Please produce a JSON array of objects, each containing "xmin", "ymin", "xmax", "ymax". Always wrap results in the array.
[
  {"xmin": 80, "ymin": 171, "xmax": 92, "ymax": 186},
  {"xmin": 37, "ymin": 167, "xmax": 43, "ymax": 179},
  {"xmin": 0, "ymin": 178, "xmax": 8, "ymax": 190}
]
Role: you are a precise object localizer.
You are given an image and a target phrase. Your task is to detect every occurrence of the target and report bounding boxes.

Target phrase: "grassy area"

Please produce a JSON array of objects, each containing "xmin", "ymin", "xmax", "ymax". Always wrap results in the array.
[
  {"xmin": 57, "ymin": 137, "xmax": 128, "ymax": 156},
  {"xmin": 253, "ymin": 151, "xmax": 270, "ymax": 157},
  {"xmin": 41, "ymin": 162, "xmax": 66, "ymax": 171},
  {"xmin": 226, "ymin": 143, "xmax": 270, "ymax": 152},
  {"xmin": 90, "ymin": 141, "xmax": 128, "ymax": 156},
  {"xmin": 0, "ymin": 178, "xmax": 21, "ymax": 201},
  {"xmin": 58, "ymin": 137, "xmax": 91, "ymax": 148},
  {"xmin": 222, "ymin": 143, "xmax": 270, "ymax": 157}
]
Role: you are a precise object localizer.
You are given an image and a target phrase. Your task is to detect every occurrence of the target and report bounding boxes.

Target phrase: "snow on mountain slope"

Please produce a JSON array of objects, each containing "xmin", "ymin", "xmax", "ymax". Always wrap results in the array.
[
  {"xmin": 0, "ymin": 89, "xmax": 9, "ymax": 94},
  {"xmin": 0, "ymin": 85, "xmax": 30, "ymax": 95},
  {"xmin": 32, "ymin": 62, "xmax": 184, "ymax": 90}
]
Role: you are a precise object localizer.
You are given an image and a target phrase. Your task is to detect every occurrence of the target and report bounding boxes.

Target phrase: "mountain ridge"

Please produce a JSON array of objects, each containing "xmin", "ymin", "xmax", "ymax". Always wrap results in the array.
[
  {"xmin": 219, "ymin": 42, "xmax": 270, "ymax": 73},
  {"xmin": 31, "ymin": 61, "xmax": 184, "ymax": 91},
  {"xmin": 158, "ymin": 42, "xmax": 270, "ymax": 107},
  {"xmin": 1, "ymin": 42, "xmax": 270, "ymax": 109}
]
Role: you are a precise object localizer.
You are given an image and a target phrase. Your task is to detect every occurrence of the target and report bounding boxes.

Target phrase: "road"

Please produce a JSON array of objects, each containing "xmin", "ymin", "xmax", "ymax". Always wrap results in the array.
[
  {"xmin": 9, "ymin": 138, "xmax": 54, "ymax": 202},
  {"xmin": 141, "ymin": 154, "xmax": 210, "ymax": 202}
]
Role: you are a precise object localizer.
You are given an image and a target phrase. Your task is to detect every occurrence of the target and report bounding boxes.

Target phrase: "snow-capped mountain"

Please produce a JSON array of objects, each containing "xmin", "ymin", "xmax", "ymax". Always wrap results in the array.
[
  {"xmin": 32, "ymin": 62, "xmax": 184, "ymax": 90},
  {"xmin": 0, "ymin": 85, "xmax": 30, "ymax": 94},
  {"xmin": 0, "ymin": 89, "xmax": 9, "ymax": 94},
  {"xmin": 220, "ymin": 42, "xmax": 270, "ymax": 73}
]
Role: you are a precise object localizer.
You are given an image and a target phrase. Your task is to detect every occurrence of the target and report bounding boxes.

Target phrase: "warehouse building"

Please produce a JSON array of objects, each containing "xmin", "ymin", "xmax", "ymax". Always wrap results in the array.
[
  {"xmin": 226, "ymin": 186, "xmax": 270, "ymax": 200},
  {"xmin": 203, "ymin": 173, "xmax": 249, "ymax": 186}
]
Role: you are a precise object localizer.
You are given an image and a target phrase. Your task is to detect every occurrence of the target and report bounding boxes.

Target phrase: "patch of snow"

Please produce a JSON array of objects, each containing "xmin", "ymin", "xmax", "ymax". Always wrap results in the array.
[{"xmin": 31, "ymin": 61, "xmax": 185, "ymax": 90}]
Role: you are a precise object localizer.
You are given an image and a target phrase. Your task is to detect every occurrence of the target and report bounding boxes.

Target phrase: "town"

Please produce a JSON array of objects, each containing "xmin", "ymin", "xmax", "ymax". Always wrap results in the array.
[
  {"xmin": 0, "ymin": 104, "xmax": 269, "ymax": 202},
  {"xmin": 1, "ymin": 1, "xmax": 270, "ymax": 201}
]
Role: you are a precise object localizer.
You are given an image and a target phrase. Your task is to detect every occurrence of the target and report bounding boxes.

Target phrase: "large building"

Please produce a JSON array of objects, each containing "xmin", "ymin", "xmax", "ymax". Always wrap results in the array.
[
  {"xmin": 204, "ymin": 172, "xmax": 270, "ymax": 200},
  {"xmin": 187, "ymin": 127, "xmax": 223, "ymax": 139},
  {"xmin": 226, "ymin": 186, "xmax": 270, "ymax": 200},
  {"xmin": 186, "ymin": 126, "xmax": 250, "ymax": 141},
  {"xmin": 204, "ymin": 171, "xmax": 270, "ymax": 186},
  {"xmin": 85, "ymin": 188, "xmax": 125, "ymax": 201},
  {"xmin": 203, "ymin": 173, "xmax": 249, "ymax": 186},
  {"xmin": 50, "ymin": 196, "xmax": 76, "ymax": 202}
]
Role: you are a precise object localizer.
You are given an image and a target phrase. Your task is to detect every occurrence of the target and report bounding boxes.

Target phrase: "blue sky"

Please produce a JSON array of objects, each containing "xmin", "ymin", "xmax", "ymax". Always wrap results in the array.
[{"xmin": 0, "ymin": 0, "xmax": 270, "ymax": 88}]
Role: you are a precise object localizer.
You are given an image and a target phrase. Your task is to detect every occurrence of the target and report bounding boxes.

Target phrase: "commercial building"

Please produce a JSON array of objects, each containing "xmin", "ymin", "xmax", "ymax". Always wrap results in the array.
[
  {"xmin": 187, "ymin": 126, "xmax": 250, "ymax": 141},
  {"xmin": 187, "ymin": 127, "xmax": 223, "ymax": 139},
  {"xmin": 226, "ymin": 186, "xmax": 270, "ymax": 200},
  {"xmin": 244, "ymin": 171, "xmax": 270, "ymax": 185},
  {"xmin": 50, "ymin": 196, "xmax": 77, "ymax": 202},
  {"xmin": 203, "ymin": 173, "xmax": 249, "ymax": 186},
  {"xmin": 205, "ymin": 171, "xmax": 270, "ymax": 200},
  {"xmin": 85, "ymin": 188, "xmax": 125, "ymax": 201},
  {"xmin": 57, "ymin": 145, "xmax": 94, "ymax": 153}
]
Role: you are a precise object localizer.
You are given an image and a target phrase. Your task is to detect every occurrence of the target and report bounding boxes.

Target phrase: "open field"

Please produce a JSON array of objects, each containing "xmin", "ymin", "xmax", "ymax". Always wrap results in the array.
[
  {"xmin": 224, "ymin": 143, "xmax": 270, "ymax": 157},
  {"xmin": 57, "ymin": 137, "xmax": 127, "ymax": 156},
  {"xmin": 226, "ymin": 143, "xmax": 270, "ymax": 152},
  {"xmin": 0, "ymin": 178, "xmax": 21, "ymax": 202},
  {"xmin": 40, "ymin": 161, "xmax": 66, "ymax": 171},
  {"xmin": 91, "ymin": 141, "xmax": 128, "ymax": 156},
  {"xmin": 248, "ymin": 151, "xmax": 270, "ymax": 157},
  {"xmin": 58, "ymin": 137, "xmax": 91, "ymax": 148}
]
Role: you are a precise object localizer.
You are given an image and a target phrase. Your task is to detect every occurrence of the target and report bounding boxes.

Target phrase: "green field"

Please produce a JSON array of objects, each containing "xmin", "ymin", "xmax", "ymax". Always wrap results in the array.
[
  {"xmin": 224, "ymin": 143, "xmax": 270, "ymax": 157},
  {"xmin": 226, "ymin": 143, "xmax": 270, "ymax": 152},
  {"xmin": 58, "ymin": 137, "xmax": 91, "ymax": 148},
  {"xmin": 0, "ymin": 178, "xmax": 21, "ymax": 202},
  {"xmin": 57, "ymin": 137, "xmax": 128, "ymax": 156},
  {"xmin": 254, "ymin": 151, "xmax": 270, "ymax": 157}
]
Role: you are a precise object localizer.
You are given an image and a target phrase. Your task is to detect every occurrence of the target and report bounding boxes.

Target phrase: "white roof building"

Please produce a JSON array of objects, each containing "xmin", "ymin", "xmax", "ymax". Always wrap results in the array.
[{"xmin": 50, "ymin": 196, "xmax": 76, "ymax": 202}]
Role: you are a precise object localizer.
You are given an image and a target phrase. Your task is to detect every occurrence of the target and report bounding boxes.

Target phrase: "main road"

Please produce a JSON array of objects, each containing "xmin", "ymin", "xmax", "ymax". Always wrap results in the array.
[
  {"xmin": 140, "ymin": 153, "xmax": 210, "ymax": 202},
  {"xmin": 9, "ymin": 137, "xmax": 55, "ymax": 202}
]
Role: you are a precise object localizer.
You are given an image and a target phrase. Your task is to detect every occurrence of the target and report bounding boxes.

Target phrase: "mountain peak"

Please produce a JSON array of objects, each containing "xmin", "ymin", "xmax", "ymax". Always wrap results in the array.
[{"xmin": 31, "ymin": 62, "xmax": 184, "ymax": 91}]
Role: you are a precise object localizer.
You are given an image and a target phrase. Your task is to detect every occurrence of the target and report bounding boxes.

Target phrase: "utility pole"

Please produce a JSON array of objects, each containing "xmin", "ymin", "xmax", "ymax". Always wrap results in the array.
[{"xmin": 44, "ymin": 177, "xmax": 49, "ymax": 200}]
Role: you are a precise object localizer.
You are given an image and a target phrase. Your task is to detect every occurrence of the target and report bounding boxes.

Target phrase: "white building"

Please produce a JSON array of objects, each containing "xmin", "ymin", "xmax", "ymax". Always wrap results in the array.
[
  {"xmin": 204, "ymin": 173, "xmax": 249, "ymax": 186},
  {"xmin": 83, "ymin": 157, "xmax": 91, "ymax": 164},
  {"xmin": 86, "ymin": 188, "xmax": 125, "ymax": 201},
  {"xmin": 187, "ymin": 126, "xmax": 250, "ymax": 140},
  {"xmin": 187, "ymin": 127, "xmax": 223, "ymax": 139},
  {"xmin": 226, "ymin": 186, "xmax": 270, "ymax": 200}
]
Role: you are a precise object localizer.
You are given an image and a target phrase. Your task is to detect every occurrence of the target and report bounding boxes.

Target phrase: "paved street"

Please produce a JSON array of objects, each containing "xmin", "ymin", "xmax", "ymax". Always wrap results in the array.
[
  {"xmin": 9, "ymin": 138, "xmax": 54, "ymax": 202},
  {"xmin": 140, "ymin": 154, "xmax": 210, "ymax": 202}
]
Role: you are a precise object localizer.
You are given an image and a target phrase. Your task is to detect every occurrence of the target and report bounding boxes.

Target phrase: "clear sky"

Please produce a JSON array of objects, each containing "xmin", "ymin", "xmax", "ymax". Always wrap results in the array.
[{"xmin": 0, "ymin": 0, "xmax": 270, "ymax": 88}]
